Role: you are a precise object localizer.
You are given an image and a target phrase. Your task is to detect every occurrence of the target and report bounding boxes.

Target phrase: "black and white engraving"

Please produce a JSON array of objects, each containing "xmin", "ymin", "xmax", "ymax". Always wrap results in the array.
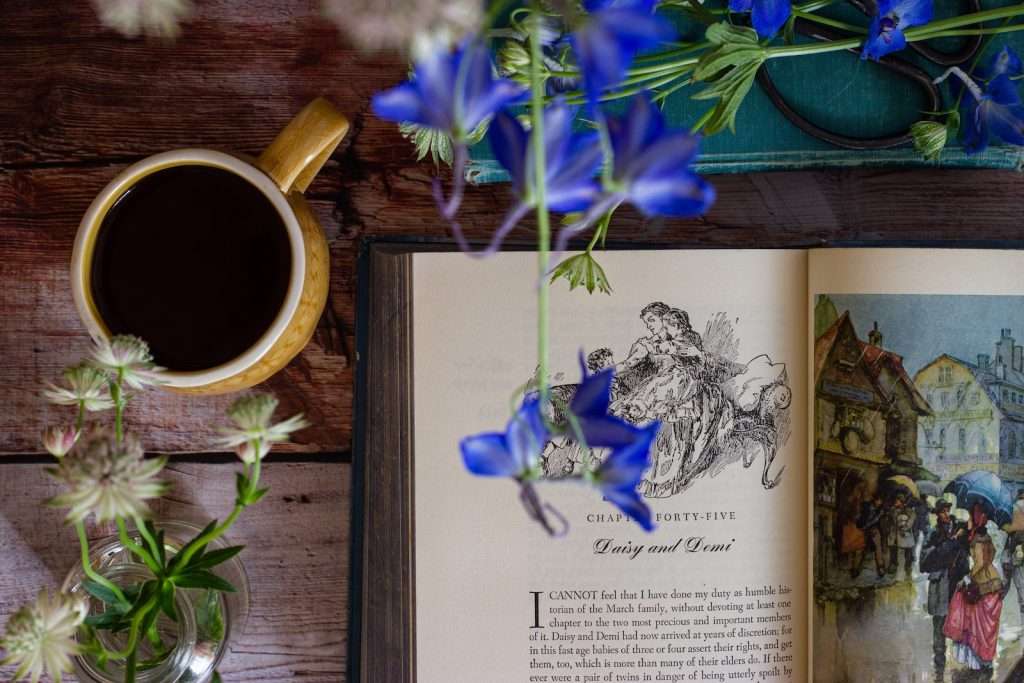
[{"xmin": 539, "ymin": 303, "xmax": 792, "ymax": 497}]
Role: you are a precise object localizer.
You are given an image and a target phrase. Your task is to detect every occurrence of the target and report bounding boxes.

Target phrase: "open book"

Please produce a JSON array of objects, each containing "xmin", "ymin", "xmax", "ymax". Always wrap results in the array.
[{"xmin": 352, "ymin": 246, "xmax": 1024, "ymax": 683}]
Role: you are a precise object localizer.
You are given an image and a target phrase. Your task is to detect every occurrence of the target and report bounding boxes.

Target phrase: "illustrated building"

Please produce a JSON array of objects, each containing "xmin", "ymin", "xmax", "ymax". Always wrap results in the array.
[
  {"xmin": 915, "ymin": 329, "xmax": 1024, "ymax": 492},
  {"xmin": 813, "ymin": 312, "xmax": 933, "ymax": 586}
]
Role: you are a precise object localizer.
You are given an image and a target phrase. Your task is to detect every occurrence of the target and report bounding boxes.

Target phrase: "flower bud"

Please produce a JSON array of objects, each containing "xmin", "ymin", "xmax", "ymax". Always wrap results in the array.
[
  {"xmin": 42, "ymin": 425, "xmax": 78, "ymax": 458},
  {"xmin": 910, "ymin": 119, "xmax": 950, "ymax": 161}
]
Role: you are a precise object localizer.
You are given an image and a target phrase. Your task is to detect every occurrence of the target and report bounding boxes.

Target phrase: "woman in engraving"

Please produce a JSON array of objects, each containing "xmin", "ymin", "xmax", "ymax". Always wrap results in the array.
[{"xmin": 613, "ymin": 307, "xmax": 708, "ymax": 496}]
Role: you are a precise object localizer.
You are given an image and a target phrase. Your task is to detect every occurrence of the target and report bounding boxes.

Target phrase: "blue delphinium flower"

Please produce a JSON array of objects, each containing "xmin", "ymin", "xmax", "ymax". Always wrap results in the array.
[
  {"xmin": 590, "ymin": 423, "xmax": 660, "ymax": 531},
  {"xmin": 606, "ymin": 94, "xmax": 716, "ymax": 218},
  {"xmin": 461, "ymin": 398, "xmax": 548, "ymax": 479},
  {"xmin": 554, "ymin": 94, "xmax": 714, "ymax": 252},
  {"xmin": 567, "ymin": 351, "xmax": 651, "ymax": 448},
  {"xmin": 861, "ymin": 0, "xmax": 933, "ymax": 61},
  {"xmin": 372, "ymin": 39, "xmax": 526, "ymax": 141},
  {"xmin": 570, "ymin": 0, "xmax": 675, "ymax": 104},
  {"xmin": 959, "ymin": 48, "xmax": 1024, "ymax": 154},
  {"xmin": 490, "ymin": 101, "xmax": 603, "ymax": 213},
  {"xmin": 729, "ymin": 0, "xmax": 790, "ymax": 39}
]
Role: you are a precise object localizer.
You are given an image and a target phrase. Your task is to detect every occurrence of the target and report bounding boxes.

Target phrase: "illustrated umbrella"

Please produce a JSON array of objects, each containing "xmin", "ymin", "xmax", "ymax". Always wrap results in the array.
[
  {"xmin": 943, "ymin": 470, "xmax": 1015, "ymax": 526},
  {"xmin": 885, "ymin": 475, "xmax": 921, "ymax": 499},
  {"xmin": 915, "ymin": 480, "xmax": 944, "ymax": 498}
]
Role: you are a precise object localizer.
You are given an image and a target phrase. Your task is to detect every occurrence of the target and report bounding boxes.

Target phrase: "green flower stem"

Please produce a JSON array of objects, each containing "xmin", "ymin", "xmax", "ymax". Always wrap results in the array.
[
  {"xmin": 117, "ymin": 517, "xmax": 160, "ymax": 574},
  {"xmin": 108, "ymin": 598, "xmax": 156, "ymax": 660},
  {"xmin": 172, "ymin": 447, "xmax": 262, "ymax": 571},
  {"xmin": 792, "ymin": 9, "xmax": 867, "ymax": 33},
  {"xmin": 529, "ymin": 9, "xmax": 552, "ymax": 406},
  {"xmin": 904, "ymin": 3, "xmax": 1024, "ymax": 37},
  {"xmin": 585, "ymin": 210, "xmax": 614, "ymax": 252},
  {"xmin": 75, "ymin": 521, "xmax": 129, "ymax": 606},
  {"xmin": 134, "ymin": 516, "xmax": 162, "ymax": 565},
  {"xmin": 112, "ymin": 368, "xmax": 125, "ymax": 445},
  {"xmin": 924, "ymin": 24, "xmax": 1024, "ymax": 38},
  {"xmin": 75, "ymin": 402, "xmax": 85, "ymax": 434}
]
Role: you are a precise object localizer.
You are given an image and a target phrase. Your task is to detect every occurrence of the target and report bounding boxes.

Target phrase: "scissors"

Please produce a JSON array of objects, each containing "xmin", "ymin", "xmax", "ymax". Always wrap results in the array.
[{"xmin": 755, "ymin": 0, "xmax": 981, "ymax": 149}]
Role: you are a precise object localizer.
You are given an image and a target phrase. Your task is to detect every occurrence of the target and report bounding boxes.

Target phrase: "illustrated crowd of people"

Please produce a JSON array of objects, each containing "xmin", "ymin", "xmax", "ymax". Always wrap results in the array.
[
  {"xmin": 539, "ymin": 301, "xmax": 791, "ymax": 497},
  {"xmin": 841, "ymin": 483, "xmax": 1024, "ymax": 681}
]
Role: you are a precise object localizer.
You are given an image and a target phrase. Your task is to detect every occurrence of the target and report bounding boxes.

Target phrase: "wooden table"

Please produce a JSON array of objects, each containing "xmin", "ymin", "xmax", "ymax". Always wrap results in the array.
[{"xmin": 3, "ymin": 1, "xmax": 1024, "ymax": 681}]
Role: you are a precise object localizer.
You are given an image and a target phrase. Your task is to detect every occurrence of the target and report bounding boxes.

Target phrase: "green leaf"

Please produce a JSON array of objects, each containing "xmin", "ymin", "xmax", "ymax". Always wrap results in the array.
[
  {"xmin": 246, "ymin": 486, "xmax": 270, "ymax": 506},
  {"xmin": 213, "ymin": 672, "xmax": 223, "ymax": 683},
  {"xmin": 167, "ymin": 519, "xmax": 217, "ymax": 575},
  {"xmin": 160, "ymin": 581, "xmax": 178, "ymax": 622},
  {"xmin": 173, "ymin": 570, "xmax": 237, "ymax": 593},
  {"xmin": 153, "ymin": 525, "xmax": 167, "ymax": 568},
  {"xmin": 692, "ymin": 22, "xmax": 767, "ymax": 134},
  {"xmin": 82, "ymin": 580, "xmax": 126, "ymax": 608},
  {"xmin": 84, "ymin": 611, "xmax": 127, "ymax": 629},
  {"xmin": 187, "ymin": 545, "xmax": 245, "ymax": 572},
  {"xmin": 235, "ymin": 472, "xmax": 249, "ymax": 502},
  {"xmin": 549, "ymin": 252, "xmax": 613, "ymax": 295}
]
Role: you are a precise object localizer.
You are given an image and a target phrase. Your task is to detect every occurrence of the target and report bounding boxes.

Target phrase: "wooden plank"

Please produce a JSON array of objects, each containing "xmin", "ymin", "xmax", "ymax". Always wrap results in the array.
[
  {"xmin": 0, "ymin": 0, "xmax": 406, "ymax": 167},
  {"xmin": 0, "ymin": 460, "xmax": 349, "ymax": 682}
]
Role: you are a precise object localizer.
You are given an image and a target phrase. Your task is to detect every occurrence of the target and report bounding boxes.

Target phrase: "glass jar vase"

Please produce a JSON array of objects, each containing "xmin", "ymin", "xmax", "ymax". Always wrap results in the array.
[{"xmin": 62, "ymin": 521, "xmax": 249, "ymax": 683}]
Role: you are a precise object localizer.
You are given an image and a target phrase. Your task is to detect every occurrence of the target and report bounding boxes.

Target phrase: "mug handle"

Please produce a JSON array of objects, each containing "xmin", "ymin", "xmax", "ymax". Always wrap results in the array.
[{"xmin": 257, "ymin": 98, "xmax": 349, "ymax": 194}]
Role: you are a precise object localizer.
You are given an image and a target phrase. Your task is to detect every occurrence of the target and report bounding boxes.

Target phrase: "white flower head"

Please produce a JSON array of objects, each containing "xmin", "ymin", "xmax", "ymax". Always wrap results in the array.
[
  {"xmin": 43, "ymin": 364, "xmax": 113, "ymax": 412},
  {"xmin": 47, "ymin": 430, "xmax": 168, "ymax": 524},
  {"xmin": 41, "ymin": 426, "xmax": 80, "ymax": 458},
  {"xmin": 322, "ymin": 0, "xmax": 481, "ymax": 52},
  {"xmin": 216, "ymin": 394, "xmax": 310, "ymax": 461},
  {"xmin": 90, "ymin": 335, "xmax": 166, "ymax": 389},
  {"xmin": 235, "ymin": 440, "xmax": 272, "ymax": 465},
  {"xmin": 0, "ymin": 589, "xmax": 87, "ymax": 683},
  {"xmin": 92, "ymin": 0, "xmax": 193, "ymax": 39}
]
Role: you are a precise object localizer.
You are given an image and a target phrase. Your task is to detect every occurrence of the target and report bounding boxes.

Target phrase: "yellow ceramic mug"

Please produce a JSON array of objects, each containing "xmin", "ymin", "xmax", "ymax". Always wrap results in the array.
[{"xmin": 70, "ymin": 98, "xmax": 348, "ymax": 395}]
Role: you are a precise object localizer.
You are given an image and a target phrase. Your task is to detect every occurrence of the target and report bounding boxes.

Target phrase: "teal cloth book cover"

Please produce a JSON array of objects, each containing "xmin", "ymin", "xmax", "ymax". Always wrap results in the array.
[{"xmin": 468, "ymin": 0, "xmax": 1024, "ymax": 180}]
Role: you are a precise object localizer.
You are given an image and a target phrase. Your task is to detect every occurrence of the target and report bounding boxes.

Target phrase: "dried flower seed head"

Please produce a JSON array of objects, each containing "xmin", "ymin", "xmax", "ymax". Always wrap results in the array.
[
  {"xmin": 92, "ymin": 0, "xmax": 193, "ymax": 39},
  {"xmin": 47, "ymin": 431, "xmax": 168, "ymax": 524},
  {"xmin": 0, "ymin": 589, "xmax": 87, "ymax": 683},
  {"xmin": 43, "ymin": 363, "xmax": 113, "ymax": 412},
  {"xmin": 90, "ymin": 335, "xmax": 165, "ymax": 389}
]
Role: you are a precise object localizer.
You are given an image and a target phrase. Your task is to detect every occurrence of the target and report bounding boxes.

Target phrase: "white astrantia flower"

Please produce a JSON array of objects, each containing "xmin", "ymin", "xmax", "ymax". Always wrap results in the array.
[
  {"xmin": 0, "ymin": 589, "xmax": 87, "ymax": 683},
  {"xmin": 47, "ymin": 431, "xmax": 168, "ymax": 524},
  {"xmin": 216, "ymin": 394, "xmax": 310, "ymax": 459},
  {"xmin": 92, "ymin": 0, "xmax": 193, "ymax": 39},
  {"xmin": 89, "ymin": 335, "xmax": 166, "ymax": 389},
  {"xmin": 322, "ymin": 0, "xmax": 480, "ymax": 52},
  {"xmin": 41, "ymin": 426, "xmax": 79, "ymax": 458},
  {"xmin": 43, "ymin": 364, "xmax": 114, "ymax": 412},
  {"xmin": 235, "ymin": 439, "xmax": 271, "ymax": 465}
]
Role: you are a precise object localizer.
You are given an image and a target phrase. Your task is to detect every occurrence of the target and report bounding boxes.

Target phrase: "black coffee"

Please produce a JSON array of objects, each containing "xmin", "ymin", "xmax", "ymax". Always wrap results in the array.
[{"xmin": 90, "ymin": 165, "xmax": 292, "ymax": 371}]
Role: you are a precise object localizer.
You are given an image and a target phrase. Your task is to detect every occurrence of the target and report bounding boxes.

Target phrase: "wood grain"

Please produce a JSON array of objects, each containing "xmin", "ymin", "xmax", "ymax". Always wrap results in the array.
[{"xmin": 0, "ymin": 460, "xmax": 349, "ymax": 682}]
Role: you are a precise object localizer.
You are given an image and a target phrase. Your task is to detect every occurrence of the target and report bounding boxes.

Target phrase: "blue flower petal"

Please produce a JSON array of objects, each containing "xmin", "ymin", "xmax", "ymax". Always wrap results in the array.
[
  {"xmin": 892, "ymin": 0, "xmax": 933, "ymax": 28},
  {"xmin": 629, "ymin": 172, "xmax": 717, "ymax": 218},
  {"xmin": 546, "ymin": 132, "xmax": 604, "ymax": 212},
  {"xmin": 488, "ymin": 111, "xmax": 529, "ymax": 196},
  {"xmin": 572, "ymin": 368, "xmax": 614, "ymax": 418},
  {"xmin": 461, "ymin": 433, "xmax": 518, "ymax": 476},
  {"xmin": 861, "ymin": 21, "xmax": 906, "ymax": 61},
  {"xmin": 505, "ymin": 399, "xmax": 548, "ymax": 472},
  {"xmin": 729, "ymin": 0, "xmax": 755, "ymax": 13},
  {"xmin": 986, "ymin": 101, "xmax": 1024, "ymax": 147},
  {"xmin": 751, "ymin": 0, "xmax": 791, "ymax": 38},
  {"xmin": 988, "ymin": 73, "xmax": 1023, "ymax": 107},
  {"xmin": 603, "ymin": 487, "xmax": 654, "ymax": 531},
  {"xmin": 372, "ymin": 83, "xmax": 433, "ymax": 128},
  {"xmin": 413, "ymin": 47, "xmax": 458, "ymax": 129},
  {"xmin": 961, "ymin": 99, "xmax": 989, "ymax": 155},
  {"xmin": 581, "ymin": 416, "xmax": 646, "ymax": 448},
  {"xmin": 597, "ymin": 423, "xmax": 659, "ymax": 487},
  {"xmin": 607, "ymin": 95, "xmax": 666, "ymax": 180},
  {"xmin": 990, "ymin": 46, "xmax": 1024, "ymax": 78},
  {"xmin": 460, "ymin": 42, "xmax": 527, "ymax": 132}
]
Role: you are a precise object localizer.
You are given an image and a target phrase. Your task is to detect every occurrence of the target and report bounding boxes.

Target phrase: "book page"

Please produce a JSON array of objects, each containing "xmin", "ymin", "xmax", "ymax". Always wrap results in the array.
[
  {"xmin": 809, "ymin": 248, "xmax": 1024, "ymax": 682},
  {"xmin": 413, "ymin": 249, "xmax": 808, "ymax": 683}
]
